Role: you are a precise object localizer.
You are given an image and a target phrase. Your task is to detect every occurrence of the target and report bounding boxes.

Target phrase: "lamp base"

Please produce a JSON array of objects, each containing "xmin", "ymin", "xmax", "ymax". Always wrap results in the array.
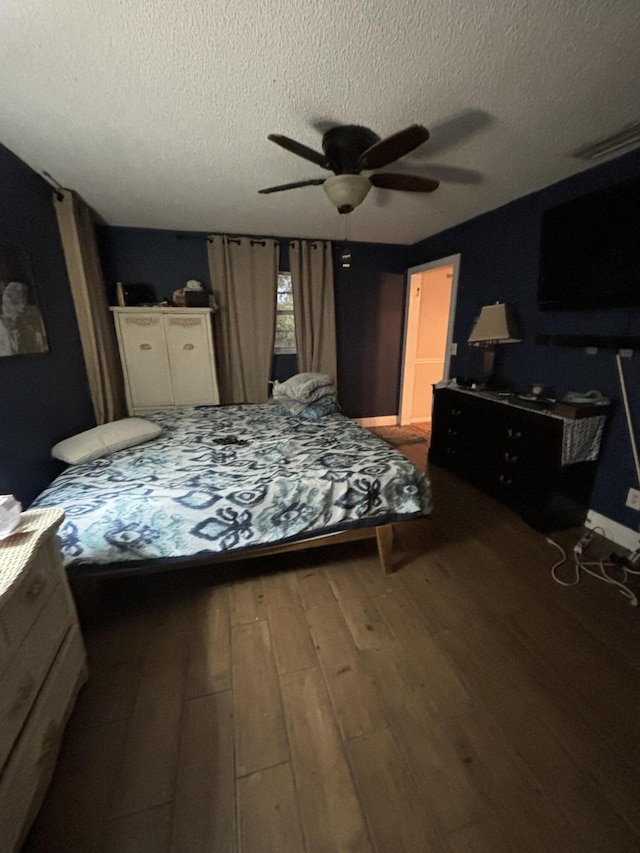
[{"xmin": 482, "ymin": 345, "xmax": 496, "ymax": 379}]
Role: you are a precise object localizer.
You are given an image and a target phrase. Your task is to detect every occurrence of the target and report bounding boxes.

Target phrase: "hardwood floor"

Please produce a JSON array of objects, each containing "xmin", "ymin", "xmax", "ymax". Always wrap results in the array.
[{"xmin": 23, "ymin": 442, "xmax": 640, "ymax": 852}]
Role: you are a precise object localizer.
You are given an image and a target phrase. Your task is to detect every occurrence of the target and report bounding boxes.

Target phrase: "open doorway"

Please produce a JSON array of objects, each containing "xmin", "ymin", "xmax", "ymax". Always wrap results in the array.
[{"xmin": 399, "ymin": 255, "xmax": 460, "ymax": 425}]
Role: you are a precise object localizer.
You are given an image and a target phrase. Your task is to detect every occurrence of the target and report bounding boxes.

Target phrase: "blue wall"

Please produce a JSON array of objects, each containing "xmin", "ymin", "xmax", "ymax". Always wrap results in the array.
[
  {"xmin": 97, "ymin": 227, "xmax": 408, "ymax": 419},
  {"xmin": 0, "ymin": 144, "xmax": 94, "ymax": 506},
  {"xmin": 97, "ymin": 228, "xmax": 212, "ymax": 306},
  {"xmin": 408, "ymin": 148, "xmax": 640, "ymax": 528}
]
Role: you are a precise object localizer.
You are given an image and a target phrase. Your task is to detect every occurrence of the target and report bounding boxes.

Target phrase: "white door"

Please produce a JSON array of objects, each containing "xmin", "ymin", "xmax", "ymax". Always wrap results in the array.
[
  {"xmin": 165, "ymin": 314, "xmax": 220, "ymax": 406},
  {"xmin": 400, "ymin": 255, "xmax": 460, "ymax": 425},
  {"xmin": 118, "ymin": 314, "xmax": 174, "ymax": 411}
]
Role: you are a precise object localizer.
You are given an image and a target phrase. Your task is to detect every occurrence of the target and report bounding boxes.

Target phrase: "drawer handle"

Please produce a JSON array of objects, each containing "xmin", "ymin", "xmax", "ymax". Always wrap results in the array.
[
  {"xmin": 450, "ymin": 408, "xmax": 462, "ymax": 416},
  {"xmin": 446, "ymin": 447, "xmax": 458, "ymax": 455},
  {"xmin": 503, "ymin": 452, "xmax": 518, "ymax": 463},
  {"xmin": 140, "ymin": 343, "xmax": 152, "ymax": 350},
  {"xmin": 498, "ymin": 474, "xmax": 513, "ymax": 485},
  {"xmin": 447, "ymin": 427, "xmax": 458, "ymax": 436},
  {"xmin": 507, "ymin": 428, "xmax": 522, "ymax": 439},
  {"xmin": 183, "ymin": 343, "xmax": 195, "ymax": 350}
]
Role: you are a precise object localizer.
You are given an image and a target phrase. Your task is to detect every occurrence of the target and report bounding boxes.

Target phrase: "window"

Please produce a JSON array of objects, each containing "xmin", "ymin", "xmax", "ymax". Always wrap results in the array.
[{"xmin": 274, "ymin": 272, "xmax": 296, "ymax": 354}]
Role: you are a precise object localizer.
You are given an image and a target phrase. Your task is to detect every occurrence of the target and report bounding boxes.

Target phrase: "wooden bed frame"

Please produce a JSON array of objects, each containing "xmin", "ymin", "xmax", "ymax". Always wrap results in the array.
[
  {"xmin": 67, "ymin": 520, "xmax": 405, "ymax": 579},
  {"xmin": 198, "ymin": 522, "xmax": 397, "ymax": 573}
]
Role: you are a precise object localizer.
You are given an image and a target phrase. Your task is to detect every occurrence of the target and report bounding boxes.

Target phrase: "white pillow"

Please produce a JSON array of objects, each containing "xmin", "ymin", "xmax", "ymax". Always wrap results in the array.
[{"xmin": 51, "ymin": 418, "xmax": 162, "ymax": 464}]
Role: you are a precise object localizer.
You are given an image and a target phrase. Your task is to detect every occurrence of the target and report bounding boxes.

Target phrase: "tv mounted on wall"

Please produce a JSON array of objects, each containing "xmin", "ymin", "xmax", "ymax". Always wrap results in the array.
[{"xmin": 538, "ymin": 174, "xmax": 640, "ymax": 311}]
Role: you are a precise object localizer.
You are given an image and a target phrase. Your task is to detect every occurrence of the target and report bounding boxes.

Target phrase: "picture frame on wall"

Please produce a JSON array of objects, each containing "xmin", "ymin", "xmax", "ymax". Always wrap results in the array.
[{"xmin": 0, "ymin": 240, "xmax": 49, "ymax": 357}]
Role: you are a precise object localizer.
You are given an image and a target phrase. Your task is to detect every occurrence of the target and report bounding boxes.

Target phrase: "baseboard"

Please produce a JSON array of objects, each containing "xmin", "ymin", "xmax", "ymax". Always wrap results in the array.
[
  {"xmin": 406, "ymin": 417, "xmax": 432, "ymax": 425},
  {"xmin": 354, "ymin": 416, "xmax": 398, "ymax": 427},
  {"xmin": 585, "ymin": 510, "xmax": 639, "ymax": 552}
]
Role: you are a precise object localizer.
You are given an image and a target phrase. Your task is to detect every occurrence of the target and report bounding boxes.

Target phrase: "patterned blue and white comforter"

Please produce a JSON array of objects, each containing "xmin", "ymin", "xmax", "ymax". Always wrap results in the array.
[{"xmin": 32, "ymin": 405, "xmax": 432, "ymax": 574}]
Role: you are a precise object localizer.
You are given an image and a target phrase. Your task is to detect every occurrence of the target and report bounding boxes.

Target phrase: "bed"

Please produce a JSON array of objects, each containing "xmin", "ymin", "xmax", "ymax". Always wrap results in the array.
[{"xmin": 31, "ymin": 403, "xmax": 432, "ymax": 577}]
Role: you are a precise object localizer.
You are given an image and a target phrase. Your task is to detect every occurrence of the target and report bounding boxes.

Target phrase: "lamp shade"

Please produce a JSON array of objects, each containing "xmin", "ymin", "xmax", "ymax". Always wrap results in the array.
[
  {"xmin": 468, "ymin": 302, "xmax": 522, "ymax": 345},
  {"xmin": 323, "ymin": 174, "xmax": 371, "ymax": 214}
]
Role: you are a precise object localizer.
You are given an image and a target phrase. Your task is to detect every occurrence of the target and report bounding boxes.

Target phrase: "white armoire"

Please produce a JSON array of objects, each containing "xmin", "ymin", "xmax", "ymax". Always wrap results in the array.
[{"xmin": 111, "ymin": 307, "xmax": 220, "ymax": 414}]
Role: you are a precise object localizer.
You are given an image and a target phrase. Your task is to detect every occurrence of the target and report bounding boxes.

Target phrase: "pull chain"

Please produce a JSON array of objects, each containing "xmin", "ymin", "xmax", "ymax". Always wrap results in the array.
[{"xmin": 341, "ymin": 213, "xmax": 352, "ymax": 268}]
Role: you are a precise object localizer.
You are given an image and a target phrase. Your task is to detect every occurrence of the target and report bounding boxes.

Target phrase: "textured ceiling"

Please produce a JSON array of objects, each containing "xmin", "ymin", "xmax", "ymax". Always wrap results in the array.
[{"xmin": 1, "ymin": 0, "xmax": 639, "ymax": 244}]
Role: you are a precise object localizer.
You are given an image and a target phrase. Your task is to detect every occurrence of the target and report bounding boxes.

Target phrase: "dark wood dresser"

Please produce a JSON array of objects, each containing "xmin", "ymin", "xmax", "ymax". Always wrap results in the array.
[{"xmin": 428, "ymin": 387, "xmax": 608, "ymax": 531}]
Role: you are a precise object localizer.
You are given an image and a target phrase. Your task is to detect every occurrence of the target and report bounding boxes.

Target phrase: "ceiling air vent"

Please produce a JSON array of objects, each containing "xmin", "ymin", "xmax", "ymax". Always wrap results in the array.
[{"xmin": 572, "ymin": 121, "xmax": 640, "ymax": 160}]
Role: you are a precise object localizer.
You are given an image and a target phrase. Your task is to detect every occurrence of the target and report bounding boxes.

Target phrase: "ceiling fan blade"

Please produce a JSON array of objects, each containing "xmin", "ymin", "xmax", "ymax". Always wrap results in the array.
[
  {"xmin": 369, "ymin": 173, "xmax": 439, "ymax": 192},
  {"xmin": 408, "ymin": 163, "xmax": 482, "ymax": 185},
  {"xmin": 258, "ymin": 179, "xmax": 325, "ymax": 194},
  {"xmin": 267, "ymin": 134, "xmax": 329, "ymax": 168},
  {"xmin": 382, "ymin": 162, "xmax": 482, "ymax": 184},
  {"xmin": 359, "ymin": 125, "xmax": 430, "ymax": 169}
]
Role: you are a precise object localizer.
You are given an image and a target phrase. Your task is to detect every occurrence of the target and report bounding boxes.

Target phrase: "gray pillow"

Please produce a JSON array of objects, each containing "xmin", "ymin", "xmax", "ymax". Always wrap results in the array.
[{"xmin": 51, "ymin": 418, "xmax": 162, "ymax": 464}]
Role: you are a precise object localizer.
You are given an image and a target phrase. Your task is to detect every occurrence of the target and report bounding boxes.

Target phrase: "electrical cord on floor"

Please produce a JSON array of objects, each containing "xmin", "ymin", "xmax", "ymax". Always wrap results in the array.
[
  {"xmin": 545, "ymin": 537, "xmax": 578, "ymax": 586},
  {"xmin": 545, "ymin": 535, "xmax": 639, "ymax": 606}
]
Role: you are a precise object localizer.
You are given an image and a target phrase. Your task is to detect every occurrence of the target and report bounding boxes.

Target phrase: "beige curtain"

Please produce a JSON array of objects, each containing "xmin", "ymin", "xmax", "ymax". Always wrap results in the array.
[
  {"xmin": 53, "ymin": 190, "xmax": 126, "ymax": 424},
  {"xmin": 289, "ymin": 240, "xmax": 337, "ymax": 382},
  {"xmin": 207, "ymin": 235, "xmax": 278, "ymax": 404}
]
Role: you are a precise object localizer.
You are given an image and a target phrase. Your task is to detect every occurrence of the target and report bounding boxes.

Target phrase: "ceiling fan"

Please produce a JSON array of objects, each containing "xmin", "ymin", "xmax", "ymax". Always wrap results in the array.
[{"xmin": 259, "ymin": 124, "xmax": 439, "ymax": 213}]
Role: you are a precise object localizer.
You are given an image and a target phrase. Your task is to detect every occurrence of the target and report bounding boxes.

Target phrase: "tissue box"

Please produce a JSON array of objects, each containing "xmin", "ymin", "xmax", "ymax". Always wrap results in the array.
[{"xmin": 0, "ymin": 495, "xmax": 22, "ymax": 539}]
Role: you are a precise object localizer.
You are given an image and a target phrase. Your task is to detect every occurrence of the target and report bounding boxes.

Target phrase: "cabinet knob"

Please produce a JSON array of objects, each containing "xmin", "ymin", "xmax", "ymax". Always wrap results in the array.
[
  {"xmin": 503, "ymin": 452, "xmax": 518, "ymax": 463},
  {"xmin": 140, "ymin": 343, "xmax": 152, "ymax": 350},
  {"xmin": 451, "ymin": 408, "xmax": 462, "ymax": 416},
  {"xmin": 183, "ymin": 343, "xmax": 195, "ymax": 350},
  {"xmin": 507, "ymin": 428, "xmax": 522, "ymax": 439},
  {"xmin": 498, "ymin": 474, "xmax": 513, "ymax": 485},
  {"xmin": 446, "ymin": 447, "xmax": 458, "ymax": 455},
  {"xmin": 447, "ymin": 427, "xmax": 458, "ymax": 436}
]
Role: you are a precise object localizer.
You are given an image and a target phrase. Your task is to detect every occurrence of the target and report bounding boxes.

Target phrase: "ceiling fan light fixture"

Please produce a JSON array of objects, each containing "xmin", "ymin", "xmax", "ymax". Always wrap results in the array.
[{"xmin": 322, "ymin": 174, "xmax": 371, "ymax": 213}]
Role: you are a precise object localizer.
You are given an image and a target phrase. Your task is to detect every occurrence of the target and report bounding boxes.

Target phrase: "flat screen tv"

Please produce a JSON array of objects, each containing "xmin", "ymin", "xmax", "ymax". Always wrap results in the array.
[{"xmin": 538, "ymin": 174, "xmax": 640, "ymax": 310}]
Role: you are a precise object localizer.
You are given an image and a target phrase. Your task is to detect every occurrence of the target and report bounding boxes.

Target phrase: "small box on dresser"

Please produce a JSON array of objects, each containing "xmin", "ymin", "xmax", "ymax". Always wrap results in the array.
[{"xmin": 0, "ymin": 508, "xmax": 87, "ymax": 853}]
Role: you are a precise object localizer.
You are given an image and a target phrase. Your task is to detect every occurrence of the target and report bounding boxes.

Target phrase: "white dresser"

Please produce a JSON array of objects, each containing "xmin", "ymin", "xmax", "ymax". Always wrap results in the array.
[
  {"xmin": 111, "ymin": 307, "xmax": 220, "ymax": 414},
  {"xmin": 0, "ymin": 508, "xmax": 87, "ymax": 852}
]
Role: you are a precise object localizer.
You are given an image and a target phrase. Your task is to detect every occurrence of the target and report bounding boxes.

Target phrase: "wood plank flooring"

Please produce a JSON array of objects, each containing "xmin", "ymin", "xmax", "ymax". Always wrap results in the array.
[{"xmin": 23, "ymin": 440, "xmax": 640, "ymax": 852}]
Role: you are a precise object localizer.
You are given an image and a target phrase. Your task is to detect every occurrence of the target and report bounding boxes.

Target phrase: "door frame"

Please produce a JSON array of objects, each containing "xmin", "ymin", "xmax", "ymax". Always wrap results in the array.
[{"xmin": 399, "ymin": 254, "xmax": 461, "ymax": 424}]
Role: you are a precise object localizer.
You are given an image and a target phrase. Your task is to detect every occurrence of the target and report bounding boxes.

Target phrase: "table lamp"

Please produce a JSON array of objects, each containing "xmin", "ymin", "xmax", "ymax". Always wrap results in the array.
[{"xmin": 468, "ymin": 302, "xmax": 522, "ymax": 383}]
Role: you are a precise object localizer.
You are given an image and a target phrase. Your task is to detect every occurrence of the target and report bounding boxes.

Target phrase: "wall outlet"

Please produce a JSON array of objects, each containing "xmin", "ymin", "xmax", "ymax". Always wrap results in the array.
[{"xmin": 626, "ymin": 487, "xmax": 640, "ymax": 510}]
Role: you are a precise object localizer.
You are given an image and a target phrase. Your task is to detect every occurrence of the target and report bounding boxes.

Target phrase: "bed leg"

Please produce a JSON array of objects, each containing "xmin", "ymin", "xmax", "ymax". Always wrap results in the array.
[{"xmin": 376, "ymin": 525, "xmax": 394, "ymax": 574}]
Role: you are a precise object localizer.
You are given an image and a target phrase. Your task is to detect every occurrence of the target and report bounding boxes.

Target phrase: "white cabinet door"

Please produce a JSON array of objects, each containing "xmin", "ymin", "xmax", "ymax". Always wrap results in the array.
[
  {"xmin": 164, "ymin": 314, "xmax": 219, "ymax": 406},
  {"xmin": 117, "ymin": 314, "xmax": 173, "ymax": 411}
]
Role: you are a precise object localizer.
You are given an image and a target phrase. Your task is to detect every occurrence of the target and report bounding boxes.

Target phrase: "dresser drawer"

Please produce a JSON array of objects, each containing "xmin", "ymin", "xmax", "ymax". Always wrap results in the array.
[
  {"xmin": 431, "ymin": 388, "xmax": 478, "ymax": 425},
  {"xmin": 0, "ymin": 624, "xmax": 86, "ymax": 853},
  {"xmin": 484, "ymin": 439, "xmax": 562, "ymax": 483},
  {"xmin": 484, "ymin": 459, "xmax": 550, "ymax": 504},
  {"xmin": 0, "ymin": 581, "xmax": 74, "ymax": 770},
  {"xmin": 495, "ymin": 416, "xmax": 562, "ymax": 468},
  {"xmin": 430, "ymin": 389, "xmax": 480, "ymax": 472},
  {"xmin": 475, "ymin": 408, "xmax": 558, "ymax": 498},
  {"xmin": 0, "ymin": 536, "xmax": 66, "ymax": 655}
]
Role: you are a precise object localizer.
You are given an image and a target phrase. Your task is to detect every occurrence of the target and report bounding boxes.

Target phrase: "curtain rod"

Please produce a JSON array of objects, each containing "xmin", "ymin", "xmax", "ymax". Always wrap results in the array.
[
  {"xmin": 42, "ymin": 171, "xmax": 71, "ymax": 201},
  {"xmin": 175, "ymin": 233, "xmax": 328, "ymax": 248}
]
